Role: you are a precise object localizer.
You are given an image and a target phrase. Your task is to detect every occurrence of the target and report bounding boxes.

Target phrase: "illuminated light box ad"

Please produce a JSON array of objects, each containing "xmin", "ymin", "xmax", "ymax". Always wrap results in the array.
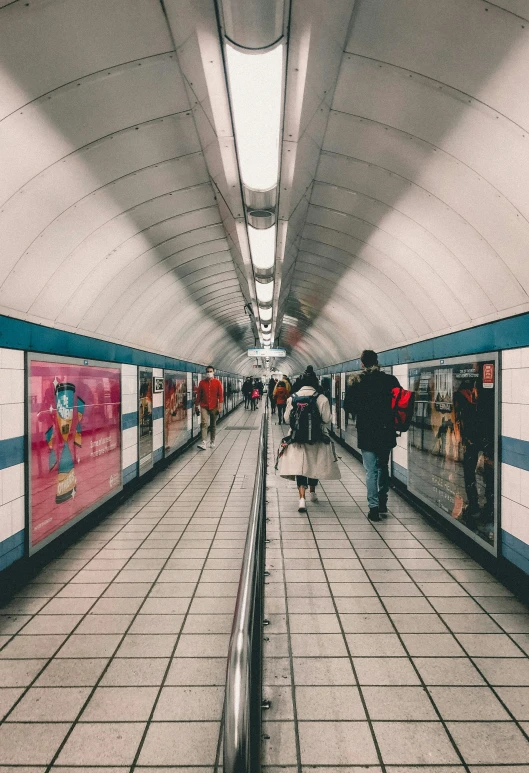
[
  {"xmin": 164, "ymin": 370, "xmax": 189, "ymax": 454},
  {"xmin": 29, "ymin": 355, "xmax": 122, "ymax": 553},
  {"xmin": 407, "ymin": 353, "xmax": 498, "ymax": 555}
]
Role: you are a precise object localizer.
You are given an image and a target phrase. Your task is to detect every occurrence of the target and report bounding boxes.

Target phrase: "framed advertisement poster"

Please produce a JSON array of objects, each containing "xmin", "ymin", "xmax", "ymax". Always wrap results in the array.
[
  {"xmin": 139, "ymin": 367, "xmax": 153, "ymax": 475},
  {"xmin": 164, "ymin": 370, "xmax": 189, "ymax": 454},
  {"xmin": 28, "ymin": 355, "xmax": 122, "ymax": 554},
  {"xmin": 408, "ymin": 353, "xmax": 499, "ymax": 554}
]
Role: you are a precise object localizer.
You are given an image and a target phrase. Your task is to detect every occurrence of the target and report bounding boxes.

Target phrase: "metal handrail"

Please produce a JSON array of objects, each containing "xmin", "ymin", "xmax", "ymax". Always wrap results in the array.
[{"xmin": 223, "ymin": 400, "xmax": 268, "ymax": 773}]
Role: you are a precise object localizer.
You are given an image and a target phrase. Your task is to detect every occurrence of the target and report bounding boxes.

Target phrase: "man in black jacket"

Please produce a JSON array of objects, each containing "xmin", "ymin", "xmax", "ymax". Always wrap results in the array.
[{"xmin": 345, "ymin": 350, "xmax": 400, "ymax": 522}]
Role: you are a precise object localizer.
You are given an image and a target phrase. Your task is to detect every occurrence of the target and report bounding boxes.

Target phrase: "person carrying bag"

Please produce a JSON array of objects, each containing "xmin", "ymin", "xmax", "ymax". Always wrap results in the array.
[{"xmin": 277, "ymin": 370, "xmax": 340, "ymax": 512}]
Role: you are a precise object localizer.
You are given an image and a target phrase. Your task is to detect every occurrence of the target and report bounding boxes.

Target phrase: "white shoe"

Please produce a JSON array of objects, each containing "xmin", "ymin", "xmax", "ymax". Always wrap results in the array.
[
  {"xmin": 298, "ymin": 497, "xmax": 306, "ymax": 513},
  {"xmin": 309, "ymin": 492, "xmax": 318, "ymax": 503},
  {"xmin": 209, "ymin": 442, "xmax": 216, "ymax": 449},
  {"xmin": 197, "ymin": 441, "xmax": 207, "ymax": 450}
]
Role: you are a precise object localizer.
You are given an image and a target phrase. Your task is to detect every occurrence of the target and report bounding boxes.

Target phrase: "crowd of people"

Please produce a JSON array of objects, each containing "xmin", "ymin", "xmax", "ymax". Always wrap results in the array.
[{"xmin": 197, "ymin": 353, "xmax": 400, "ymax": 522}]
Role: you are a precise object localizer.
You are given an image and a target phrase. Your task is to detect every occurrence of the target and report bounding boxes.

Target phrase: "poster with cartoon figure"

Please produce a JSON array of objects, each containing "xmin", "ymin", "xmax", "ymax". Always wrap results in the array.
[
  {"xmin": 408, "ymin": 353, "xmax": 498, "ymax": 553},
  {"xmin": 29, "ymin": 356, "xmax": 121, "ymax": 552}
]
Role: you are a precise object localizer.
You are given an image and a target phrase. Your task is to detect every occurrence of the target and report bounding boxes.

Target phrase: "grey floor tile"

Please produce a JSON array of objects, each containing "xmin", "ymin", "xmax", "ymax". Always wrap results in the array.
[
  {"xmin": 362, "ymin": 685, "xmax": 438, "ymax": 720},
  {"xmin": 413, "ymin": 657, "xmax": 485, "ymax": 685},
  {"xmin": 264, "ymin": 685, "xmax": 295, "ymax": 719},
  {"xmin": 0, "ymin": 659, "xmax": 47, "ymax": 687},
  {"xmin": 166, "ymin": 656, "xmax": 227, "ymax": 685},
  {"xmin": 7, "ymin": 686, "xmax": 91, "ymax": 721},
  {"xmin": 340, "ymin": 614, "xmax": 394, "ymax": 633},
  {"xmin": 428, "ymin": 685, "xmax": 510, "ymax": 720},
  {"xmin": 0, "ymin": 723, "xmax": 71, "ymax": 763},
  {"xmin": 346, "ymin": 633, "xmax": 406, "ymax": 657},
  {"xmin": 117, "ymin": 633, "xmax": 177, "ymax": 658},
  {"xmin": 495, "ymin": 686, "xmax": 529, "ymax": 719},
  {"xmin": 400, "ymin": 634, "xmax": 465, "ymax": 657},
  {"xmin": 295, "ymin": 685, "xmax": 366, "ymax": 719},
  {"xmin": 0, "ymin": 686, "xmax": 24, "ymax": 719},
  {"xmin": 353, "ymin": 658, "xmax": 421, "ymax": 686},
  {"xmin": 56, "ymin": 634, "xmax": 121, "ymax": 658},
  {"xmin": 0, "ymin": 634, "xmax": 66, "ymax": 659},
  {"xmin": 154, "ymin": 685, "xmax": 224, "ymax": 720},
  {"xmin": 100, "ymin": 657, "xmax": 169, "ymax": 686},
  {"xmin": 20, "ymin": 616, "xmax": 82, "ymax": 635},
  {"xmin": 138, "ymin": 721, "xmax": 220, "ymax": 765},
  {"xmin": 80, "ymin": 685, "xmax": 158, "ymax": 721},
  {"xmin": 56, "ymin": 722, "xmax": 146, "ymax": 765},
  {"xmin": 289, "ymin": 613, "xmax": 341, "ymax": 633},
  {"xmin": 473, "ymin": 657, "xmax": 529, "ymax": 685},
  {"xmin": 262, "ymin": 721, "xmax": 298, "ymax": 765},
  {"xmin": 35, "ymin": 658, "xmax": 109, "ymax": 687},
  {"xmin": 291, "ymin": 633, "xmax": 348, "ymax": 657},
  {"xmin": 75, "ymin": 614, "xmax": 133, "ymax": 634},
  {"xmin": 263, "ymin": 657, "xmax": 291, "ymax": 685},
  {"xmin": 298, "ymin": 721, "xmax": 378, "ymax": 765},
  {"xmin": 129, "ymin": 615, "xmax": 184, "ymax": 634},
  {"xmin": 447, "ymin": 721, "xmax": 529, "ymax": 764},
  {"xmin": 373, "ymin": 721, "xmax": 459, "ymax": 765},
  {"xmin": 455, "ymin": 632, "xmax": 525, "ymax": 657}
]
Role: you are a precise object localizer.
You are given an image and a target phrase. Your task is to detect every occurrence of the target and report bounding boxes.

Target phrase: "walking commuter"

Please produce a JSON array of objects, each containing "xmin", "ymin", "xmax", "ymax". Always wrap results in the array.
[
  {"xmin": 195, "ymin": 365, "xmax": 224, "ymax": 450},
  {"xmin": 278, "ymin": 370, "xmax": 341, "ymax": 512},
  {"xmin": 283, "ymin": 375, "xmax": 293, "ymax": 396},
  {"xmin": 242, "ymin": 377, "xmax": 253, "ymax": 409},
  {"xmin": 250, "ymin": 381, "xmax": 260, "ymax": 410},
  {"xmin": 268, "ymin": 376, "xmax": 278, "ymax": 415},
  {"xmin": 292, "ymin": 365, "xmax": 320, "ymax": 394},
  {"xmin": 274, "ymin": 380, "xmax": 288, "ymax": 424},
  {"xmin": 344, "ymin": 349, "xmax": 400, "ymax": 522}
]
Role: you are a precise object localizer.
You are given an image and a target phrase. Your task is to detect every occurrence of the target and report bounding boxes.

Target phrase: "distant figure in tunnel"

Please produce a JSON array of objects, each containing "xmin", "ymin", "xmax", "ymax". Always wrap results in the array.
[
  {"xmin": 345, "ymin": 350, "xmax": 400, "ymax": 522},
  {"xmin": 242, "ymin": 377, "xmax": 253, "ymax": 409},
  {"xmin": 278, "ymin": 369, "xmax": 341, "ymax": 512},
  {"xmin": 195, "ymin": 365, "xmax": 223, "ymax": 450}
]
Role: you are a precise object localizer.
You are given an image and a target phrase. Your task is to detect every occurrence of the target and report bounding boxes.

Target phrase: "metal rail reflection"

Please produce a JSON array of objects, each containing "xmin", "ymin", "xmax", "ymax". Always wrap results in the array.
[{"xmin": 223, "ymin": 402, "xmax": 268, "ymax": 773}]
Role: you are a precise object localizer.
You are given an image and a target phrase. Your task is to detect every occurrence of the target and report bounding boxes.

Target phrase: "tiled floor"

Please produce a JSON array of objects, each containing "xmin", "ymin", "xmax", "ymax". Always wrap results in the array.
[
  {"xmin": 264, "ymin": 413, "xmax": 529, "ymax": 772},
  {"xmin": 0, "ymin": 403, "xmax": 262, "ymax": 771}
]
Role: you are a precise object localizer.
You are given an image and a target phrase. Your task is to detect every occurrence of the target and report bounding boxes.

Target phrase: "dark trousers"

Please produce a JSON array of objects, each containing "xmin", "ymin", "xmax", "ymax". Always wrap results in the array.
[
  {"xmin": 277, "ymin": 404, "xmax": 286, "ymax": 423},
  {"xmin": 296, "ymin": 476, "xmax": 318, "ymax": 488}
]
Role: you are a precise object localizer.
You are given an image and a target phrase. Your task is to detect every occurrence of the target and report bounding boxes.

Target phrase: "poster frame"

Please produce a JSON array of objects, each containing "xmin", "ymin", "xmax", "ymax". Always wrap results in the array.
[
  {"xmin": 138, "ymin": 366, "xmax": 153, "ymax": 476},
  {"xmin": 26, "ymin": 352, "xmax": 123, "ymax": 556},
  {"xmin": 407, "ymin": 351, "xmax": 500, "ymax": 556}
]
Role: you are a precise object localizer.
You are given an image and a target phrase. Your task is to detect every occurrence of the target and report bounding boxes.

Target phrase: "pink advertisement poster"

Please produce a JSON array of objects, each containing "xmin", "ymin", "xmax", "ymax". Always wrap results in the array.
[{"xmin": 29, "ymin": 358, "xmax": 122, "ymax": 551}]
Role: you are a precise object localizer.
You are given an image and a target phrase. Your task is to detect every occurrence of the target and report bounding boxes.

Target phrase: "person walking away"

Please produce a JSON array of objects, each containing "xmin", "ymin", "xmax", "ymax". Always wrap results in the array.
[
  {"xmin": 195, "ymin": 365, "xmax": 223, "ymax": 450},
  {"xmin": 242, "ymin": 377, "xmax": 252, "ymax": 409},
  {"xmin": 250, "ymin": 381, "xmax": 260, "ymax": 410},
  {"xmin": 292, "ymin": 365, "xmax": 320, "ymax": 394},
  {"xmin": 345, "ymin": 350, "xmax": 400, "ymax": 521},
  {"xmin": 273, "ymin": 380, "xmax": 288, "ymax": 424},
  {"xmin": 278, "ymin": 370, "xmax": 341, "ymax": 512},
  {"xmin": 257, "ymin": 379, "xmax": 264, "ymax": 405},
  {"xmin": 283, "ymin": 375, "xmax": 292, "ymax": 397},
  {"xmin": 268, "ymin": 376, "xmax": 278, "ymax": 415}
]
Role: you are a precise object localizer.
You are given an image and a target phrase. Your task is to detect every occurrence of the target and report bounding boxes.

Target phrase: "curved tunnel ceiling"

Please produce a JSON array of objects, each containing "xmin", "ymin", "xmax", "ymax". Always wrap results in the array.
[{"xmin": 1, "ymin": 0, "xmax": 529, "ymax": 375}]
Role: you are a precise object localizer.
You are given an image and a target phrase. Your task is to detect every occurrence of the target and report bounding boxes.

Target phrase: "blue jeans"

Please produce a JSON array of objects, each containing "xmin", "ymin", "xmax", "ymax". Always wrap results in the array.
[{"xmin": 361, "ymin": 450, "xmax": 391, "ymax": 509}]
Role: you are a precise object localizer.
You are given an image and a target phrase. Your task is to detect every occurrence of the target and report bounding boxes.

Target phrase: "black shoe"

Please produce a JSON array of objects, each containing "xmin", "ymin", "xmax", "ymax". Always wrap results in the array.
[
  {"xmin": 379, "ymin": 496, "xmax": 388, "ymax": 517},
  {"xmin": 368, "ymin": 507, "xmax": 381, "ymax": 522}
]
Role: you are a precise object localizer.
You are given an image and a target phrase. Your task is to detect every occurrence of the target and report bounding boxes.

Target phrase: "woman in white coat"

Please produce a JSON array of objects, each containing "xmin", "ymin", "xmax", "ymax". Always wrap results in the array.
[{"xmin": 278, "ymin": 371, "xmax": 341, "ymax": 512}]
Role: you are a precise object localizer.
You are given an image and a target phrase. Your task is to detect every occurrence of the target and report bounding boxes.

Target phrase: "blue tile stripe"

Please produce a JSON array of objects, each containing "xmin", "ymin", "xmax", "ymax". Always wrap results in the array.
[
  {"xmin": 502, "ymin": 436, "xmax": 529, "ymax": 472},
  {"xmin": 122, "ymin": 412, "xmax": 138, "ymax": 431},
  {"xmin": 0, "ymin": 315, "xmax": 242, "ymax": 379},
  {"xmin": 502, "ymin": 530, "xmax": 529, "ymax": 574},
  {"xmin": 123, "ymin": 462, "xmax": 138, "ymax": 485},
  {"xmin": 153, "ymin": 406, "xmax": 164, "ymax": 421},
  {"xmin": 317, "ymin": 310, "xmax": 529, "ymax": 374},
  {"xmin": 0, "ymin": 436, "xmax": 24, "ymax": 470},
  {"xmin": 0, "ymin": 530, "xmax": 24, "ymax": 571},
  {"xmin": 153, "ymin": 447, "xmax": 164, "ymax": 464}
]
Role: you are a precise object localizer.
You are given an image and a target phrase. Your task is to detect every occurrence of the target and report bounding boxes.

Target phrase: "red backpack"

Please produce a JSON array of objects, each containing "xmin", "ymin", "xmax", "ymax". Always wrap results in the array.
[{"xmin": 391, "ymin": 386, "xmax": 415, "ymax": 433}]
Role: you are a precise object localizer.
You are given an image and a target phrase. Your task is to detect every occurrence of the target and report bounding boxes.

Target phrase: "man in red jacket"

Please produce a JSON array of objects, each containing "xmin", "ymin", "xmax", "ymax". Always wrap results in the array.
[{"xmin": 195, "ymin": 365, "xmax": 224, "ymax": 450}]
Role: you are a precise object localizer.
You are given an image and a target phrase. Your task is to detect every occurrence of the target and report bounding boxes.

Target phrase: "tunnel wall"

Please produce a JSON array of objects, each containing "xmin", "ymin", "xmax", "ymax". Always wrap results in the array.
[
  {"xmin": 319, "ymin": 310, "xmax": 529, "ymax": 584},
  {"xmin": 0, "ymin": 317, "xmax": 244, "ymax": 574}
]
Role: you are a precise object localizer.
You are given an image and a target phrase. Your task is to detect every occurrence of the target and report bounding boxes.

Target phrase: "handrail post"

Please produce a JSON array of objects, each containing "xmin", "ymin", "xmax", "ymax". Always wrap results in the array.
[{"xmin": 224, "ymin": 400, "xmax": 268, "ymax": 773}]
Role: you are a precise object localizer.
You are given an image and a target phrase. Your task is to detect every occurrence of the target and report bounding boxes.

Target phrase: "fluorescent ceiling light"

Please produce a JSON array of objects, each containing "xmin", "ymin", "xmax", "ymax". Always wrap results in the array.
[
  {"xmin": 261, "ymin": 323, "xmax": 271, "ymax": 331},
  {"xmin": 226, "ymin": 43, "xmax": 283, "ymax": 190},
  {"xmin": 255, "ymin": 280, "xmax": 274, "ymax": 303},
  {"xmin": 260, "ymin": 307, "xmax": 272, "ymax": 322},
  {"xmin": 263, "ymin": 333, "xmax": 272, "ymax": 340},
  {"xmin": 248, "ymin": 225, "xmax": 276, "ymax": 270}
]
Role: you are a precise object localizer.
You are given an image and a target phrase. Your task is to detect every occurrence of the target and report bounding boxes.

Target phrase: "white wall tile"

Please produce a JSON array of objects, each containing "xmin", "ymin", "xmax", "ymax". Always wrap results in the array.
[
  {"xmin": 0, "ymin": 349, "xmax": 24, "ymax": 370},
  {"xmin": 502, "ymin": 368, "xmax": 512, "ymax": 404},
  {"xmin": 502, "ymin": 402, "xmax": 521, "ymax": 440},
  {"xmin": 502, "ymin": 462, "xmax": 521, "ymax": 504},
  {"xmin": 122, "ymin": 444, "xmax": 138, "ymax": 470},
  {"xmin": 122, "ymin": 393, "xmax": 138, "ymax": 415},
  {"xmin": 122, "ymin": 364, "xmax": 136, "ymax": 378},
  {"xmin": 521, "ymin": 348, "xmax": 529, "ymax": 368},
  {"xmin": 1, "ymin": 464, "xmax": 24, "ymax": 506},
  {"xmin": 122, "ymin": 426, "xmax": 138, "ymax": 452},
  {"xmin": 511, "ymin": 368, "xmax": 524, "ymax": 404},
  {"xmin": 0, "ymin": 501, "xmax": 12, "ymax": 543},
  {"xmin": 520, "ymin": 468, "xmax": 529, "ymax": 509},
  {"xmin": 502, "ymin": 349, "xmax": 522, "ymax": 369},
  {"xmin": 153, "ymin": 368, "xmax": 163, "ymax": 378},
  {"xmin": 501, "ymin": 495, "xmax": 513, "ymax": 534},
  {"xmin": 1, "ymin": 403, "xmax": 24, "ymax": 441},
  {"xmin": 11, "ymin": 497, "xmax": 24, "ymax": 534}
]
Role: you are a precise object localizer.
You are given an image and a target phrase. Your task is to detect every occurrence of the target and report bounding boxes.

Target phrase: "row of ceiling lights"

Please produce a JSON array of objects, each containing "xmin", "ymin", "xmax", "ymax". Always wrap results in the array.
[{"xmin": 220, "ymin": 1, "xmax": 287, "ymax": 351}]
